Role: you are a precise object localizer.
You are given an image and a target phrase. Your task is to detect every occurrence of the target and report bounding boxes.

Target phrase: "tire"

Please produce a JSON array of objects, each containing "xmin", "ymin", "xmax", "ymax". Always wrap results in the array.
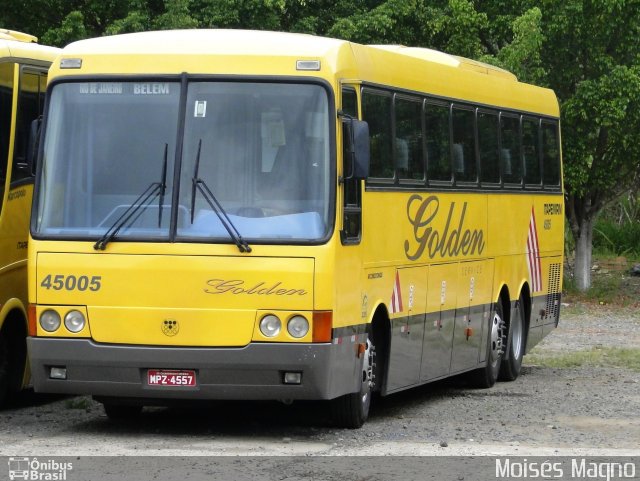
[
  {"xmin": 470, "ymin": 300, "xmax": 506, "ymax": 388},
  {"xmin": 499, "ymin": 294, "xmax": 526, "ymax": 382},
  {"xmin": 103, "ymin": 403, "xmax": 143, "ymax": 420},
  {"xmin": 331, "ymin": 337, "xmax": 375, "ymax": 429},
  {"xmin": 0, "ymin": 333, "xmax": 9, "ymax": 407}
]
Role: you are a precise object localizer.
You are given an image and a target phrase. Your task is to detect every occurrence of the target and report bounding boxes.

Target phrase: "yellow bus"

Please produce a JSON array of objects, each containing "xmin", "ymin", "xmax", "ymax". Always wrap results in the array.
[
  {"xmin": 27, "ymin": 30, "xmax": 563, "ymax": 427},
  {"xmin": 0, "ymin": 30, "xmax": 58, "ymax": 406}
]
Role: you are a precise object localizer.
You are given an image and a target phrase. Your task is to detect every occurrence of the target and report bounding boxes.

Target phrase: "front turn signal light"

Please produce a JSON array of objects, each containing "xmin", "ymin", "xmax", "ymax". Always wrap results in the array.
[{"xmin": 312, "ymin": 311, "xmax": 332, "ymax": 343}]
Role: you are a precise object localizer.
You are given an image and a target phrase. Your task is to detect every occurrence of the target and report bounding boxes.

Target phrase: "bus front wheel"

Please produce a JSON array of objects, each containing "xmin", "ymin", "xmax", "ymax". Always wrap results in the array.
[
  {"xmin": 331, "ymin": 337, "xmax": 375, "ymax": 429},
  {"xmin": 0, "ymin": 332, "xmax": 9, "ymax": 407}
]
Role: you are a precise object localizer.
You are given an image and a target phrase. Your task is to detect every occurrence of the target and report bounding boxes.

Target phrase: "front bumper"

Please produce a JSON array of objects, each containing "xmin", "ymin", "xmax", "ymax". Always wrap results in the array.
[{"xmin": 27, "ymin": 337, "xmax": 360, "ymax": 401}]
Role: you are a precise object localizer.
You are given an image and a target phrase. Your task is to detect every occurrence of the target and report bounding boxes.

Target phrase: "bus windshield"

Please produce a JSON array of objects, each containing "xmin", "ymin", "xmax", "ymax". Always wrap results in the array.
[{"xmin": 35, "ymin": 81, "xmax": 332, "ymax": 244}]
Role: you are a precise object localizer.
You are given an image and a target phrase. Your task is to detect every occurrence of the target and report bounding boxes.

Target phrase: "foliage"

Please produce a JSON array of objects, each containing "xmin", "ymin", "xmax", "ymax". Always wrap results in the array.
[
  {"xmin": 592, "ymin": 194, "xmax": 640, "ymax": 258},
  {"xmin": 479, "ymin": 7, "xmax": 546, "ymax": 85},
  {"xmin": 541, "ymin": 0, "xmax": 640, "ymax": 290}
]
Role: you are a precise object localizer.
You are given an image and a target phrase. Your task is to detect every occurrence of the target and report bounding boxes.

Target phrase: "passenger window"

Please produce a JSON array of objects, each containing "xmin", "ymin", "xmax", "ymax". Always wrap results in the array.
[
  {"xmin": 362, "ymin": 89, "xmax": 393, "ymax": 179},
  {"xmin": 452, "ymin": 107, "xmax": 477, "ymax": 183},
  {"xmin": 478, "ymin": 111, "xmax": 499, "ymax": 184},
  {"xmin": 0, "ymin": 63, "xmax": 15, "ymax": 212},
  {"xmin": 523, "ymin": 117, "xmax": 541, "ymax": 185},
  {"xmin": 500, "ymin": 115, "xmax": 522, "ymax": 185},
  {"xmin": 395, "ymin": 96, "xmax": 424, "ymax": 181},
  {"xmin": 542, "ymin": 121, "xmax": 561, "ymax": 187},
  {"xmin": 0, "ymin": 63, "xmax": 14, "ymax": 194},
  {"xmin": 425, "ymin": 102, "xmax": 451, "ymax": 182}
]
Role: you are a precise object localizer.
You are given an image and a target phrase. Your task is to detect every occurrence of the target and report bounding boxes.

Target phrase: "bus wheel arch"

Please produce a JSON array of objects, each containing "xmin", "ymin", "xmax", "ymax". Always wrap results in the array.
[
  {"xmin": 369, "ymin": 304, "xmax": 390, "ymax": 394},
  {"xmin": 499, "ymin": 284, "xmax": 529, "ymax": 382},
  {"xmin": 331, "ymin": 304, "xmax": 387, "ymax": 429},
  {"xmin": 0, "ymin": 309, "xmax": 28, "ymax": 406}
]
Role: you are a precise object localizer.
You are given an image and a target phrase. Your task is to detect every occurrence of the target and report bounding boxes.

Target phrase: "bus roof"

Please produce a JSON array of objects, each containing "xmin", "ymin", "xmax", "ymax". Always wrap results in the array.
[
  {"xmin": 0, "ymin": 29, "xmax": 60, "ymax": 63},
  {"xmin": 54, "ymin": 29, "xmax": 559, "ymax": 117}
]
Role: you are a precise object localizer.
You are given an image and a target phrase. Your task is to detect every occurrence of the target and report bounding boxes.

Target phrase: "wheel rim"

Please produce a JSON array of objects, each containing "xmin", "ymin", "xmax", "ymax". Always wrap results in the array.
[
  {"xmin": 511, "ymin": 308, "xmax": 523, "ymax": 360},
  {"xmin": 360, "ymin": 339, "xmax": 375, "ymax": 407},
  {"xmin": 489, "ymin": 311, "xmax": 505, "ymax": 368}
]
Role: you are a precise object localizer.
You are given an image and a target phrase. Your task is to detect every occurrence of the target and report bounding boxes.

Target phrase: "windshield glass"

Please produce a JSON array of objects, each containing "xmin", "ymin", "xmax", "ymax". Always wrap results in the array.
[
  {"xmin": 179, "ymin": 82, "xmax": 330, "ymax": 241},
  {"xmin": 35, "ymin": 81, "xmax": 332, "ymax": 243},
  {"xmin": 36, "ymin": 81, "xmax": 180, "ymax": 238}
]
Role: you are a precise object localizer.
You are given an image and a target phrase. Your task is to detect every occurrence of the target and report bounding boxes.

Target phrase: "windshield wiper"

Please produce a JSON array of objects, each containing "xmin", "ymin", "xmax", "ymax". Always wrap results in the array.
[
  {"xmin": 190, "ymin": 139, "xmax": 252, "ymax": 253},
  {"xmin": 93, "ymin": 144, "xmax": 169, "ymax": 251},
  {"xmin": 157, "ymin": 143, "xmax": 168, "ymax": 228}
]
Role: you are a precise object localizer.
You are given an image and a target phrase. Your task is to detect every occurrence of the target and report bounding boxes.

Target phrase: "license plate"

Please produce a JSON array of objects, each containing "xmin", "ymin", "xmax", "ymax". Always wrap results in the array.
[{"xmin": 147, "ymin": 369, "xmax": 197, "ymax": 387}]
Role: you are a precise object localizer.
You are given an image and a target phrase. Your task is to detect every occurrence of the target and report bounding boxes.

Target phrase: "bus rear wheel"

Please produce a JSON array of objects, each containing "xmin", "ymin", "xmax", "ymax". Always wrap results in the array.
[
  {"xmin": 470, "ymin": 300, "xmax": 505, "ymax": 388},
  {"xmin": 499, "ymin": 294, "xmax": 525, "ymax": 382},
  {"xmin": 331, "ymin": 337, "xmax": 375, "ymax": 429}
]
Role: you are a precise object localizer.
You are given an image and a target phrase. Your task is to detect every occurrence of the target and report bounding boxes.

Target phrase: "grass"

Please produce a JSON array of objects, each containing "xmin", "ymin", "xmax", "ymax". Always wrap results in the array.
[
  {"xmin": 64, "ymin": 396, "xmax": 92, "ymax": 410},
  {"xmin": 563, "ymin": 265, "xmax": 640, "ymax": 307},
  {"xmin": 526, "ymin": 347, "xmax": 640, "ymax": 372},
  {"xmin": 593, "ymin": 218, "xmax": 640, "ymax": 258}
]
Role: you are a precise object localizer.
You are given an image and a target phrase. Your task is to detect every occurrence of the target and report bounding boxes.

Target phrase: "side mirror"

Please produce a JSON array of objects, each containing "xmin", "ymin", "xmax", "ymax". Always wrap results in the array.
[
  {"xmin": 26, "ymin": 117, "xmax": 42, "ymax": 176},
  {"xmin": 352, "ymin": 120, "xmax": 370, "ymax": 180},
  {"xmin": 343, "ymin": 118, "xmax": 370, "ymax": 181}
]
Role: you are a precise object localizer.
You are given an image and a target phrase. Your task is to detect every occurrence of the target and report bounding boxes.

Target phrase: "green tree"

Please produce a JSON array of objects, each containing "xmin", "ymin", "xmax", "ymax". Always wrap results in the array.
[
  {"xmin": 540, "ymin": 0, "xmax": 640, "ymax": 290},
  {"xmin": 480, "ymin": 7, "xmax": 546, "ymax": 85},
  {"xmin": 475, "ymin": 0, "xmax": 640, "ymax": 290},
  {"xmin": 41, "ymin": 10, "xmax": 88, "ymax": 46}
]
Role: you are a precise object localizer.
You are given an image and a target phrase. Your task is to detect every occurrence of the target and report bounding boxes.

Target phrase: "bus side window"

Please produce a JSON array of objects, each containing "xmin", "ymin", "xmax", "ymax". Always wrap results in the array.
[
  {"xmin": 395, "ymin": 96, "xmax": 424, "ymax": 182},
  {"xmin": 12, "ymin": 68, "xmax": 46, "ymax": 184},
  {"xmin": 0, "ymin": 63, "xmax": 15, "ymax": 214},
  {"xmin": 500, "ymin": 114, "xmax": 522, "ymax": 186},
  {"xmin": 478, "ymin": 110, "xmax": 500, "ymax": 184},
  {"xmin": 542, "ymin": 121, "xmax": 561, "ymax": 188},
  {"xmin": 341, "ymin": 87, "xmax": 362, "ymax": 243},
  {"xmin": 361, "ymin": 89, "xmax": 393, "ymax": 180},
  {"xmin": 341, "ymin": 87, "xmax": 357, "ymax": 118},
  {"xmin": 452, "ymin": 106, "xmax": 477, "ymax": 183},
  {"xmin": 523, "ymin": 117, "xmax": 541, "ymax": 186},
  {"xmin": 425, "ymin": 102, "xmax": 452, "ymax": 183}
]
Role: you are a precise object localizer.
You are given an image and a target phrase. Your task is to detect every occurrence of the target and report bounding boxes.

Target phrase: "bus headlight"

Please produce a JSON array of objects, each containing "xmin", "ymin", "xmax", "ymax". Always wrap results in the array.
[
  {"xmin": 64, "ymin": 310, "xmax": 86, "ymax": 333},
  {"xmin": 40, "ymin": 310, "xmax": 61, "ymax": 332},
  {"xmin": 287, "ymin": 315, "xmax": 309, "ymax": 338},
  {"xmin": 260, "ymin": 314, "xmax": 281, "ymax": 337}
]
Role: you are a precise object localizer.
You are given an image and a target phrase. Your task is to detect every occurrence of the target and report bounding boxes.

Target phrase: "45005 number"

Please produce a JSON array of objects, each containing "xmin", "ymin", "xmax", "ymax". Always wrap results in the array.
[{"xmin": 40, "ymin": 274, "xmax": 102, "ymax": 292}]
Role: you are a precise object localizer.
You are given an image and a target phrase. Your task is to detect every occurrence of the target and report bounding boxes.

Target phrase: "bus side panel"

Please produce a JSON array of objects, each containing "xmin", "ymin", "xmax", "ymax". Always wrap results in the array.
[
  {"xmin": 0, "ymin": 184, "xmax": 32, "ymax": 316},
  {"xmin": 420, "ymin": 262, "xmax": 457, "ymax": 382},
  {"xmin": 450, "ymin": 259, "xmax": 494, "ymax": 373},
  {"xmin": 385, "ymin": 266, "xmax": 427, "ymax": 392}
]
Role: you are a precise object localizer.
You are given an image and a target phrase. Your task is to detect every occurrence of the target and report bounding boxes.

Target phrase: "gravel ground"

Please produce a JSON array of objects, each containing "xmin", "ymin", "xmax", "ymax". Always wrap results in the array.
[{"xmin": 0, "ymin": 299, "xmax": 638, "ymax": 457}]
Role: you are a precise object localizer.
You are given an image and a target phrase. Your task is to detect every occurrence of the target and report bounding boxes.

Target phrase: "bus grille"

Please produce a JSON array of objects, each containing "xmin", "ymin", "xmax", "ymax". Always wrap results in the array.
[{"xmin": 546, "ymin": 263, "xmax": 562, "ymax": 323}]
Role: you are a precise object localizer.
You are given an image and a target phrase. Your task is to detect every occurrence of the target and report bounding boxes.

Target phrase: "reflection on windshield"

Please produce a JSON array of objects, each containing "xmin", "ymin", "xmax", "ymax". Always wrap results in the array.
[{"xmin": 35, "ymin": 81, "xmax": 332, "ymax": 244}]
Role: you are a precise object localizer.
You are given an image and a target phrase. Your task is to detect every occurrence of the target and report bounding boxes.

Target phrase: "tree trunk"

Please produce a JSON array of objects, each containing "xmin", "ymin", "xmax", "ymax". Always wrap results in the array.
[{"xmin": 573, "ymin": 217, "xmax": 594, "ymax": 291}]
